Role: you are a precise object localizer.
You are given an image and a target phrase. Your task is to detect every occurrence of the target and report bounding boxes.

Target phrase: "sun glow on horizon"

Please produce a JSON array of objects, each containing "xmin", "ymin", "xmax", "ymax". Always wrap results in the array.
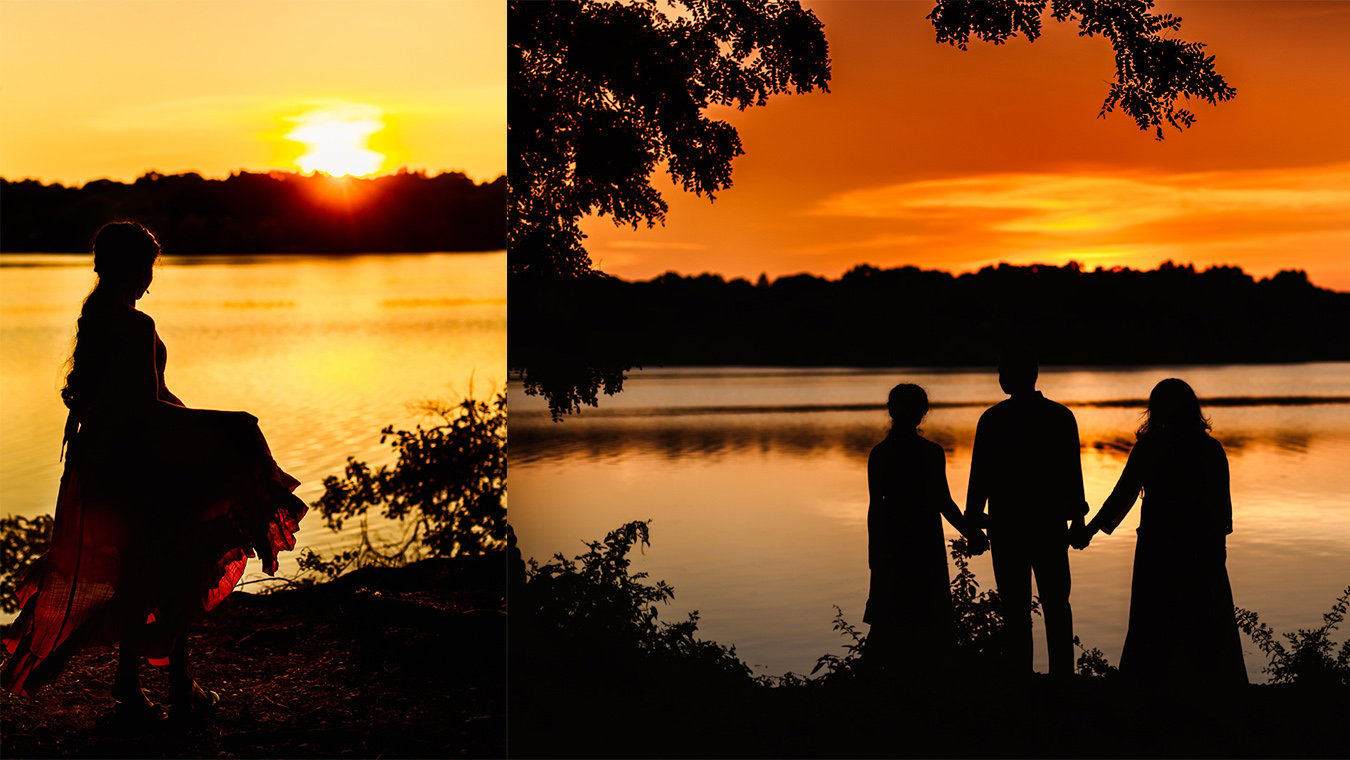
[{"xmin": 286, "ymin": 103, "xmax": 386, "ymax": 177}]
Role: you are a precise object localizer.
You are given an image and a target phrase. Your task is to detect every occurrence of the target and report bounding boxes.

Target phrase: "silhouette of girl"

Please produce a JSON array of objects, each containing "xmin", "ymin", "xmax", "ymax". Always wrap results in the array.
[
  {"xmin": 1079, "ymin": 378, "xmax": 1246, "ymax": 685},
  {"xmin": 1, "ymin": 222, "xmax": 307, "ymax": 720},
  {"xmin": 864, "ymin": 384, "xmax": 987, "ymax": 675}
]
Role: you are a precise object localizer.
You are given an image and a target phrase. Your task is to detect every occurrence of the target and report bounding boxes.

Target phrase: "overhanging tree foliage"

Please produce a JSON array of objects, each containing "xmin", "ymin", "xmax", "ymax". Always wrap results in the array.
[
  {"xmin": 928, "ymin": 0, "xmax": 1235, "ymax": 138},
  {"xmin": 510, "ymin": 0, "xmax": 1235, "ymax": 416},
  {"xmin": 510, "ymin": 0, "xmax": 1234, "ymax": 282},
  {"xmin": 509, "ymin": 0, "xmax": 832, "ymax": 279}
]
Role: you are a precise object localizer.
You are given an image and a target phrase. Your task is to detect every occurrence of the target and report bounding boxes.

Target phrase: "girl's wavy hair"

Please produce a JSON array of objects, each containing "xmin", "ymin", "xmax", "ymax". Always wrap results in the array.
[
  {"xmin": 61, "ymin": 222, "xmax": 161, "ymax": 412},
  {"xmin": 1137, "ymin": 377, "xmax": 1211, "ymax": 439}
]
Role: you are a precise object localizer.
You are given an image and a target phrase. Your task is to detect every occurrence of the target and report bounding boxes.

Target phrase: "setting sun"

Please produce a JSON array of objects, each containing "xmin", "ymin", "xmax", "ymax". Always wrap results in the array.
[{"xmin": 286, "ymin": 103, "xmax": 386, "ymax": 177}]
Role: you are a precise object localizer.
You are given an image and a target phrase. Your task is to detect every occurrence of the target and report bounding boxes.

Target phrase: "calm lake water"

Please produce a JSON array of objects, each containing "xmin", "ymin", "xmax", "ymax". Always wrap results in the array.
[
  {"xmin": 509, "ymin": 364, "xmax": 1350, "ymax": 683},
  {"xmin": 0, "ymin": 252, "xmax": 505, "ymax": 597}
]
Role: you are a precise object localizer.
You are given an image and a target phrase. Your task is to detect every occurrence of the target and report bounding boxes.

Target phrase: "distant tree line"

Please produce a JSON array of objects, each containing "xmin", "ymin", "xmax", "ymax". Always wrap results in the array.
[
  {"xmin": 0, "ymin": 170, "xmax": 505, "ymax": 254},
  {"xmin": 513, "ymin": 262, "xmax": 1350, "ymax": 396}
]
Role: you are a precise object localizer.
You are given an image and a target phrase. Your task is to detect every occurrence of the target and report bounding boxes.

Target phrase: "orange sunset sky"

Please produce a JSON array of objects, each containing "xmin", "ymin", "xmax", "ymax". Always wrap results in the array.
[
  {"xmin": 0, "ymin": 0, "xmax": 504, "ymax": 184},
  {"xmin": 579, "ymin": 1, "xmax": 1350, "ymax": 291}
]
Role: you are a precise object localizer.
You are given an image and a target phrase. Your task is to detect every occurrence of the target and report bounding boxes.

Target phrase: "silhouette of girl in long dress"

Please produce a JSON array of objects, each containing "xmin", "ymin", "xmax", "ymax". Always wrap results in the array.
[
  {"xmin": 1, "ymin": 222, "xmax": 308, "ymax": 719},
  {"xmin": 1079, "ymin": 378, "xmax": 1246, "ymax": 685},
  {"xmin": 864, "ymin": 384, "xmax": 987, "ymax": 674}
]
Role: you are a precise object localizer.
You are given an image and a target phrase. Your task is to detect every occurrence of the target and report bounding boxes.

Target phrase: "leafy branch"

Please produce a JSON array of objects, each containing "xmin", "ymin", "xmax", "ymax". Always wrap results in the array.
[
  {"xmin": 1236, "ymin": 587, "xmax": 1350, "ymax": 687},
  {"xmin": 928, "ymin": 0, "xmax": 1236, "ymax": 139},
  {"xmin": 300, "ymin": 393, "xmax": 508, "ymax": 582}
]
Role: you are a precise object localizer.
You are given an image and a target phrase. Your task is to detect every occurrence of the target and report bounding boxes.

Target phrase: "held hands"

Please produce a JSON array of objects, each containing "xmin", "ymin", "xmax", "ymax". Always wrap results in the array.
[
  {"xmin": 1069, "ymin": 523, "xmax": 1095, "ymax": 551},
  {"xmin": 961, "ymin": 510, "xmax": 990, "ymax": 556},
  {"xmin": 966, "ymin": 530, "xmax": 990, "ymax": 556}
]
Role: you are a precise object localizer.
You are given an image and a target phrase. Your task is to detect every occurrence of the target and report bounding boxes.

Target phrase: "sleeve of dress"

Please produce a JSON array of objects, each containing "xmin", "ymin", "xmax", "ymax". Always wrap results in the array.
[
  {"xmin": 932, "ymin": 444, "xmax": 967, "ymax": 534},
  {"xmin": 1091, "ymin": 440, "xmax": 1147, "ymax": 535},
  {"xmin": 1216, "ymin": 440, "xmax": 1233, "ymax": 536}
]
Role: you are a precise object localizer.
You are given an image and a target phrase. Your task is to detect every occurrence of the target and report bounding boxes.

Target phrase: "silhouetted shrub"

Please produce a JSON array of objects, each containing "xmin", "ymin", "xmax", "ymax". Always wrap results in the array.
[
  {"xmin": 302, "ymin": 393, "xmax": 507, "ymax": 581},
  {"xmin": 0, "ymin": 515, "xmax": 53, "ymax": 615},
  {"xmin": 515, "ymin": 520, "xmax": 753, "ymax": 687},
  {"xmin": 1236, "ymin": 587, "xmax": 1350, "ymax": 687}
]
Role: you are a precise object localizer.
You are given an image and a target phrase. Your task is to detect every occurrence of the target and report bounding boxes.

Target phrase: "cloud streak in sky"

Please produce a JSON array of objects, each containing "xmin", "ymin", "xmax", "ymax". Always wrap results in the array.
[
  {"xmin": 805, "ymin": 163, "xmax": 1350, "ymax": 275},
  {"xmin": 813, "ymin": 164, "xmax": 1350, "ymax": 231}
]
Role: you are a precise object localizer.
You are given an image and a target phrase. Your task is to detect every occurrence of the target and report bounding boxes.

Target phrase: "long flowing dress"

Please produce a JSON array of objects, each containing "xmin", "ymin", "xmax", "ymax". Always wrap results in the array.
[
  {"xmin": 1093, "ymin": 431, "xmax": 1247, "ymax": 685},
  {"xmin": 864, "ymin": 431, "xmax": 962, "ymax": 663},
  {"xmin": 2, "ymin": 300, "xmax": 307, "ymax": 696}
]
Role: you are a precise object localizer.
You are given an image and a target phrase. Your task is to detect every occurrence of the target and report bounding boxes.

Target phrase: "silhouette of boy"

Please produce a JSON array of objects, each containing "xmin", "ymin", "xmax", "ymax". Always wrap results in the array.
[{"xmin": 965, "ymin": 348, "xmax": 1087, "ymax": 678}]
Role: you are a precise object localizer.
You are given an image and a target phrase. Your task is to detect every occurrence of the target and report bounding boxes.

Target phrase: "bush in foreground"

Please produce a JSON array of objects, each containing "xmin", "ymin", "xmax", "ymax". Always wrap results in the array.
[{"xmin": 299, "ymin": 393, "xmax": 507, "ymax": 581}]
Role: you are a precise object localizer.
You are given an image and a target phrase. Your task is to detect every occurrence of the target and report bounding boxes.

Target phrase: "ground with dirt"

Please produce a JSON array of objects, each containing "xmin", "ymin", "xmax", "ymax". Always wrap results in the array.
[{"xmin": 1, "ymin": 556, "xmax": 505, "ymax": 759}]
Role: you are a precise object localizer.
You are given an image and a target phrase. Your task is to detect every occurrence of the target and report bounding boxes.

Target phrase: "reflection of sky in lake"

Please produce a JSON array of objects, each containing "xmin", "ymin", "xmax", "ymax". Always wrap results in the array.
[
  {"xmin": 0, "ymin": 253, "xmax": 505, "ymax": 595},
  {"xmin": 509, "ymin": 365, "xmax": 1350, "ymax": 682}
]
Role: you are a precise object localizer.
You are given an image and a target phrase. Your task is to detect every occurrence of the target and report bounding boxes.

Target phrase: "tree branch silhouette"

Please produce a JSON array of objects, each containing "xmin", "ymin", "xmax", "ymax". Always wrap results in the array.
[
  {"xmin": 928, "ymin": 0, "xmax": 1235, "ymax": 139},
  {"xmin": 509, "ymin": 0, "xmax": 831, "ymax": 280}
]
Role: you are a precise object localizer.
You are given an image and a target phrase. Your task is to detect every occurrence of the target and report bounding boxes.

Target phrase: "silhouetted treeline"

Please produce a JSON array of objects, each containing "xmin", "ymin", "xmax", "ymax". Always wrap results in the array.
[
  {"xmin": 1, "ymin": 170, "xmax": 505, "ymax": 254},
  {"xmin": 512, "ymin": 262, "xmax": 1350, "ymax": 371}
]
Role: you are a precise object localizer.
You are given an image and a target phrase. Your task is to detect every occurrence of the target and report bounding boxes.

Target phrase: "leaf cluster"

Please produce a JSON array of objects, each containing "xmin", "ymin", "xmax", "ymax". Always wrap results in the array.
[
  {"xmin": 807, "ymin": 605, "xmax": 870, "ymax": 683},
  {"xmin": 516, "ymin": 519, "xmax": 753, "ymax": 685},
  {"xmin": 0, "ymin": 515, "xmax": 53, "ymax": 615},
  {"xmin": 928, "ymin": 0, "xmax": 1236, "ymax": 139},
  {"xmin": 509, "ymin": 0, "xmax": 831, "ymax": 278},
  {"xmin": 1236, "ymin": 587, "xmax": 1350, "ymax": 687},
  {"xmin": 947, "ymin": 535, "xmax": 1009, "ymax": 667},
  {"xmin": 309, "ymin": 393, "xmax": 507, "ymax": 576}
]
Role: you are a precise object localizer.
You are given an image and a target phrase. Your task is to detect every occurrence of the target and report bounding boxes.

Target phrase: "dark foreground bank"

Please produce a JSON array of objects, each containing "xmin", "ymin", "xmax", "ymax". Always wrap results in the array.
[
  {"xmin": 511, "ymin": 661, "xmax": 1350, "ymax": 758},
  {"xmin": 1, "ymin": 556, "xmax": 505, "ymax": 759},
  {"xmin": 508, "ymin": 523, "xmax": 1349, "ymax": 758}
]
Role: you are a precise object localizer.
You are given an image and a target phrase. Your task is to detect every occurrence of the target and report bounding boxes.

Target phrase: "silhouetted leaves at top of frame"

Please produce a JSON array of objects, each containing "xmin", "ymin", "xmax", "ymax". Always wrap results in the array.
[
  {"xmin": 511, "ymin": 1, "xmax": 1234, "ymax": 282},
  {"xmin": 509, "ymin": 0, "xmax": 832, "ymax": 279},
  {"xmin": 928, "ymin": 0, "xmax": 1236, "ymax": 139}
]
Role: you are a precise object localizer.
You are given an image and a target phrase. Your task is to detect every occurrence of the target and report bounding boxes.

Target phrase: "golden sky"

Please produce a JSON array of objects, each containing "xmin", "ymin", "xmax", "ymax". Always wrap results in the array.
[
  {"xmin": 0, "ymin": 0, "xmax": 504, "ymax": 184},
  {"xmin": 579, "ymin": 1, "xmax": 1350, "ymax": 291}
]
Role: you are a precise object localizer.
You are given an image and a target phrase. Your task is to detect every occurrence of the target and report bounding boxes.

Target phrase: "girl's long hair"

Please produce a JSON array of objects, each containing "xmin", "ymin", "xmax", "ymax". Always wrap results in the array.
[
  {"xmin": 61, "ymin": 222, "xmax": 160, "ymax": 412},
  {"xmin": 1137, "ymin": 378, "xmax": 1211, "ymax": 439}
]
